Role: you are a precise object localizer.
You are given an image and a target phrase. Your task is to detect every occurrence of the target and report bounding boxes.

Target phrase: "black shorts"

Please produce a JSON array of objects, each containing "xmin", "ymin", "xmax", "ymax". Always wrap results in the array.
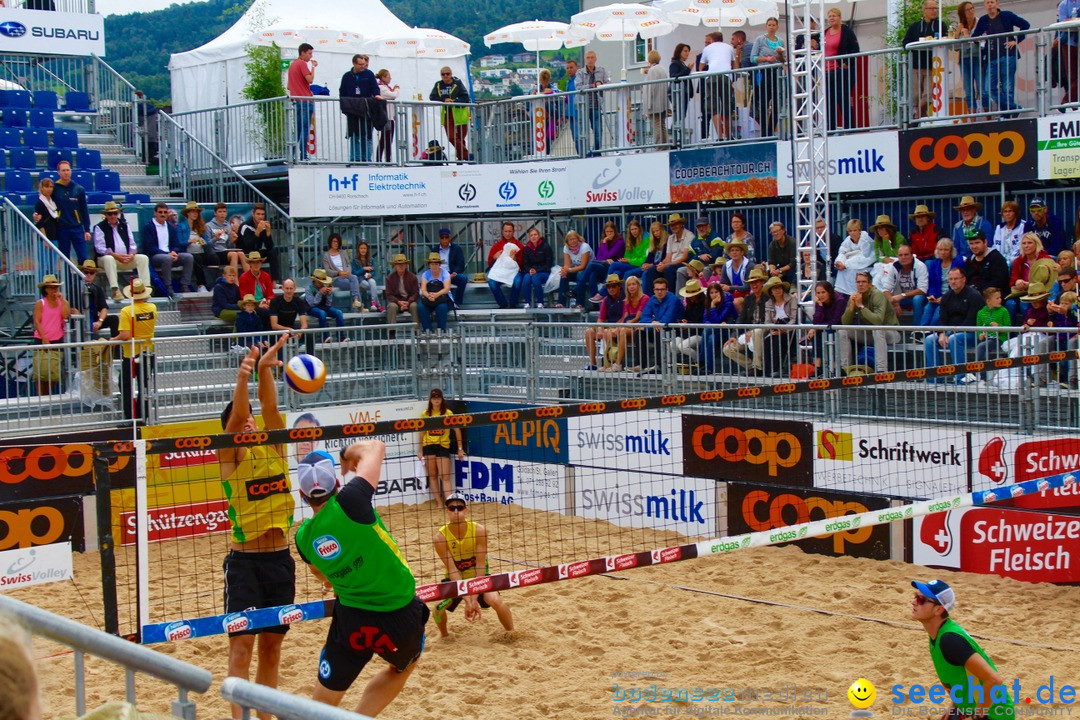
[
  {"xmin": 435, "ymin": 590, "xmax": 490, "ymax": 618},
  {"xmin": 223, "ymin": 549, "xmax": 296, "ymax": 636},
  {"xmin": 423, "ymin": 444, "xmax": 451, "ymax": 458},
  {"xmin": 318, "ymin": 597, "xmax": 430, "ymax": 691}
]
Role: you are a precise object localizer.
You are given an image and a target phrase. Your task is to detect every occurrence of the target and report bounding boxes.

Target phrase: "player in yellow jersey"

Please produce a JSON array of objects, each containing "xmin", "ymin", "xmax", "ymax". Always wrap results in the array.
[
  {"xmin": 432, "ymin": 492, "xmax": 513, "ymax": 637},
  {"xmin": 217, "ymin": 332, "xmax": 295, "ymax": 720}
]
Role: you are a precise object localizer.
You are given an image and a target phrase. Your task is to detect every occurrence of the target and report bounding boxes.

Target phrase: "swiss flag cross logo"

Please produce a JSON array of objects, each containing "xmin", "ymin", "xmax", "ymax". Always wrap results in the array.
[
  {"xmin": 978, "ymin": 436, "xmax": 1009, "ymax": 484},
  {"xmin": 921, "ymin": 510, "xmax": 953, "ymax": 555}
]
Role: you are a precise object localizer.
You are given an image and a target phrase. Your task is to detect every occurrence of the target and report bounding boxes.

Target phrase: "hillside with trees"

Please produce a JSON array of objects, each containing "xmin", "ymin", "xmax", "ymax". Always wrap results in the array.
[{"xmin": 103, "ymin": 0, "xmax": 577, "ymax": 105}]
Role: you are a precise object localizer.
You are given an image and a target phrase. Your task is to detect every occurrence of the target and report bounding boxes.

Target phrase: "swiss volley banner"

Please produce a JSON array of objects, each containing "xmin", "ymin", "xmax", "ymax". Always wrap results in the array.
[
  {"xmin": 668, "ymin": 143, "xmax": 777, "ymax": 202},
  {"xmin": 1037, "ymin": 114, "xmax": 1080, "ymax": 180}
]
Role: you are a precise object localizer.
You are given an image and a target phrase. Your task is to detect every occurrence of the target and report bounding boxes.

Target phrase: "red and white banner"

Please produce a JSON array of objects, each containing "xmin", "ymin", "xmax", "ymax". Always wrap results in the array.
[
  {"xmin": 913, "ymin": 506, "xmax": 1080, "ymax": 584},
  {"xmin": 972, "ymin": 433, "xmax": 1080, "ymax": 511},
  {"xmin": 120, "ymin": 500, "xmax": 231, "ymax": 546}
]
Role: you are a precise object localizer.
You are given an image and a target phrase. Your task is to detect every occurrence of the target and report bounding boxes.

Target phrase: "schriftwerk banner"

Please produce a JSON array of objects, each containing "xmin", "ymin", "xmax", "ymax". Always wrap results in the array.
[{"xmin": 0, "ymin": 9, "xmax": 105, "ymax": 57}]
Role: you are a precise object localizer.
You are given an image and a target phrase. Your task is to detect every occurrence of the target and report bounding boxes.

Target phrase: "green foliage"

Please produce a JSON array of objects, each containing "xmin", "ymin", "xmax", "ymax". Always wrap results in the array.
[{"xmin": 243, "ymin": 43, "xmax": 288, "ymax": 158}]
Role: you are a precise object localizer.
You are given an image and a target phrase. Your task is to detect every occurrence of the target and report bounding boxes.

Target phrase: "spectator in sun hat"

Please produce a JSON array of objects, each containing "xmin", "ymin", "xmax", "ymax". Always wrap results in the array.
[
  {"xmin": 115, "ymin": 278, "xmax": 158, "ymax": 419},
  {"xmin": 235, "ymin": 293, "xmax": 268, "ymax": 349},
  {"xmin": 1025, "ymin": 197, "xmax": 1067, "ymax": 256},
  {"xmin": 907, "ymin": 205, "xmax": 946, "ymax": 261},
  {"xmin": 910, "ymin": 578, "xmax": 1013, "ymax": 720},
  {"xmin": 93, "ymin": 200, "xmax": 151, "ymax": 301},
  {"xmin": 951, "ymin": 196, "xmax": 993, "ymax": 259},
  {"xmin": 384, "ymin": 253, "xmax": 419, "ymax": 326},
  {"xmin": 239, "ymin": 251, "xmax": 274, "ymax": 329},
  {"xmin": 77, "ymin": 259, "xmax": 119, "ymax": 337},
  {"xmin": 583, "ymin": 274, "xmax": 625, "ymax": 371},
  {"xmin": 305, "ymin": 268, "xmax": 346, "ymax": 340}
]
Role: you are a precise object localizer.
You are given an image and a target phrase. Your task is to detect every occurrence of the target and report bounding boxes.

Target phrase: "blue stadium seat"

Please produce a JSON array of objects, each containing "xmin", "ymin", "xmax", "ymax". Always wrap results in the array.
[
  {"xmin": 0, "ymin": 128, "xmax": 20, "ymax": 149},
  {"xmin": 46, "ymin": 149, "xmax": 72, "ymax": 169},
  {"xmin": 32, "ymin": 91, "xmax": 59, "ymax": 111},
  {"xmin": 0, "ymin": 91, "xmax": 11, "ymax": 108},
  {"xmin": 29, "ymin": 109, "xmax": 54, "ymax": 129},
  {"xmin": 72, "ymin": 169, "xmax": 95, "ymax": 190},
  {"xmin": 3, "ymin": 109, "xmax": 27, "ymax": 128},
  {"xmin": 6, "ymin": 91, "xmax": 30, "ymax": 109},
  {"xmin": 64, "ymin": 91, "xmax": 91, "ymax": 112},
  {"xmin": 52, "ymin": 127, "xmax": 77, "ymax": 149},
  {"xmin": 95, "ymin": 169, "xmax": 121, "ymax": 193},
  {"xmin": 75, "ymin": 148, "xmax": 101, "ymax": 170},
  {"xmin": 22, "ymin": 128, "xmax": 48, "ymax": 150},
  {"xmin": 87, "ymin": 192, "xmax": 113, "ymax": 204},
  {"xmin": 8, "ymin": 148, "xmax": 35, "ymax": 170},
  {"xmin": 0, "ymin": 153, "xmax": 7, "ymax": 171},
  {"xmin": 124, "ymin": 192, "xmax": 151, "ymax": 204},
  {"xmin": 5, "ymin": 170, "xmax": 31, "ymax": 194},
  {"xmin": 38, "ymin": 170, "xmax": 59, "ymax": 185}
]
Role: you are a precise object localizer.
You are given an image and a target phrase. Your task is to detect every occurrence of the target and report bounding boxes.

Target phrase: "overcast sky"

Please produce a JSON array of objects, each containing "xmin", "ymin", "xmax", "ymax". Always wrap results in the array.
[{"xmin": 96, "ymin": 0, "xmax": 203, "ymax": 17}]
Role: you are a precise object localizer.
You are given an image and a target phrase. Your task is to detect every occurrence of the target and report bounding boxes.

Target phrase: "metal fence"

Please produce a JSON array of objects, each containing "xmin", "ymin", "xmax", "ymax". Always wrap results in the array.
[
  {"xmin": 159, "ymin": 28, "xmax": 1072, "ymax": 170},
  {"xmin": 0, "ymin": 320, "xmax": 1074, "ymax": 438},
  {"xmin": 221, "ymin": 677, "xmax": 375, "ymax": 720},
  {"xmin": 0, "ymin": 594, "xmax": 212, "ymax": 719},
  {"xmin": 0, "ymin": 54, "xmax": 146, "ymax": 158}
]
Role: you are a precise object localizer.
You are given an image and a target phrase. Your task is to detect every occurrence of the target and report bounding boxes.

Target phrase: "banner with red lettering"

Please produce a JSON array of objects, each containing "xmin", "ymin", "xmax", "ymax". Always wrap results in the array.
[
  {"xmin": 971, "ymin": 432, "xmax": 1080, "ymax": 512},
  {"xmin": 914, "ymin": 506, "xmax": 1079, "ymax": 584}
]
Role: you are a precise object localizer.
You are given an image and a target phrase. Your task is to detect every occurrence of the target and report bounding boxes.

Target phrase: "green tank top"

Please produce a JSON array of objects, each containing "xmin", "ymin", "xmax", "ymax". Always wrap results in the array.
[
  {"xmin": 929, "ymin": 618, "xmax": 1013, "ymax": 718},
  {"xmin": 624, "ymin": 235, "xmax": 649, "ymax": 267},
  {"xmin": 295, "ymin": 493, "xmax": 416, "ymax": 611}
]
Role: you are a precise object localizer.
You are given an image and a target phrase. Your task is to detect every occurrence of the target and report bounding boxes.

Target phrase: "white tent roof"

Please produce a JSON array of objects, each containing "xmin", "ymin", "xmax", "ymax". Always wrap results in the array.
[{"xmin": 169, "ymin": 0, "xmax": 411, "ymax": 70}]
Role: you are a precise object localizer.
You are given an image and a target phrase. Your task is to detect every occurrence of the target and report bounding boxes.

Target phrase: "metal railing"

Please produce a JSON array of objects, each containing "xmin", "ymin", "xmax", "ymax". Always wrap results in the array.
[
  {"xmin": 221, "ymin": 677, "xmax": 375, "ymax": 720},
  {"xmin": 1, "ymin": 197, "xmax": 89, "ymax": 306},
  {"xmin": 0, "ymin": 319, "xmax": 1074, "ymax": 438},
  {"xmin": 158, "ymin": 111, "xmax": 295, "ymax": 276},
  {"xmin": 159, "ymin": 27, "xmax": 1074, "ymax": 170},
  {"xmin": 0, "ymin": 54, "xmax": 145, "ymax": 157},
  {"xmin": 0, "ymin": 595, "xmax": 212, "ymax": 720}
]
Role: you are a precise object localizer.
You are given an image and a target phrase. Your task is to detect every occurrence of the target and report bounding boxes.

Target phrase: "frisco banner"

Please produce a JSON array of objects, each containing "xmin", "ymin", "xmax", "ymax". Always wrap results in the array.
[
  {"xmin": 0, "ymin": 9, "xmax": 105, "ymax": 57},
  {"xmin": 669, "ymin": 142, "xmax": 777, "ymax": 202},
  {"xmin": 288, "ymin": 153, "xmax": 670, "ymax": 217},
  {"xmin": 1037, "ymin": 114, "xmax": 1080, "ymax": 180},
  {"xmin": 777, "ymin": 132, "xmax": 900, "ymax": 195},
  {"xmin": 0, "ymin": 542, "xmax": 73, "ymax": 590},
  {"xmin": 814, "ymin": 422, "xmax": 967, "ymax": 499},
  {"xmin": 914, "ymin": 507, "xmax": 1080, "ymax": 584}
]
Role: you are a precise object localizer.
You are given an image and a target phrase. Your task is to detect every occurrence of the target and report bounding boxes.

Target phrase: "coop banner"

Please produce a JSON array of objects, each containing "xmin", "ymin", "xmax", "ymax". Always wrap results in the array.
[
  {"xmin": 0, "ymin": 429, "xmax": 136, "ymax": 502},
  {"xmin": 899, "ymin": 118, "xmax": 1037, "ymax": 187},
  {"xmin": 669, "ymin": 142, "xmax": 778, "ymax": 202},
  {"xmin": 813, "ymin": 421, "xmax": 968, "ymax": 499}
]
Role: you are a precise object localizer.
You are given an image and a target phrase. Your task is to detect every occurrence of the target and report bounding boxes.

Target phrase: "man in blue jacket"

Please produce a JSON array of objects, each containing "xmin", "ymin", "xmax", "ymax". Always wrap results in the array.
[
  {"xmin": 432, "ymin": 228, "xmax": 468, "ymax": 306},
  {"xmin": 52, "ymin": 160, "xmax": 90, "ymax": 264},
  {"xmin": 142, "ymin": 203, "xmax": 195, "ymax": 294},
  {"xmin": 634, "ymin": 277, "xmax": 684, "ymax": 374},
  {"xmin": 339, "ymin": 54, "xmax": 380, "ymax": 163},
  {"xmin": 1025, "ymin": 198, "xmax": 1067, "ymax": 256}
]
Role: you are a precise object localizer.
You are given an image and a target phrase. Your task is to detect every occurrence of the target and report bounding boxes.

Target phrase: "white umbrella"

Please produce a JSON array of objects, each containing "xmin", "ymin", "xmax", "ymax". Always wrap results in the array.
[
  {"xmin": 654, "ymin": 0, "xmax": 778, "ymax": 28},
  {"xmin": 249, "ymin": 26, "xmax": 364, "ymax": 51},
  {"xmin": 484, "ymin": 20, "xmax": 588, "ymax": 90},
  {"xmin": 571, "ymin": 3, "xmax": 675, "ymax": 79},
  {"xmin": 362, "ymin": 27, "xmax": 470, "ymax": 59}
]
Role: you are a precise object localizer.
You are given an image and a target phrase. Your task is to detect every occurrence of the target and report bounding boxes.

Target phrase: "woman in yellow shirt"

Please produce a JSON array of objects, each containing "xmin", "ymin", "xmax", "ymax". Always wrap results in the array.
[{"xmin": 417, "ymin": 388, "xmax": 464, "ymax": 504}]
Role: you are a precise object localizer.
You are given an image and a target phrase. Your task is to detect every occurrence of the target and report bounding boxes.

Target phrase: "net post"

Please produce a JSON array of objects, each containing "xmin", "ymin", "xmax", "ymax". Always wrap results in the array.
[
  {"xmin": 93, "ymin": 449, "xmax": 120, "ymax": 636},
  {"xmin": 135, "ymin": 439, "xmax": 150, "ymax": 635}
]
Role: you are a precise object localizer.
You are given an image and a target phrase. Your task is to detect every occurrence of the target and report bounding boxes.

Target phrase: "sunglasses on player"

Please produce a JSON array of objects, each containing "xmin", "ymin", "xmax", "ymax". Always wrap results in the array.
[
  {"xmin": 914, "ymin": 593, "xmax": 939, "ymax": 606},
  {"xmin": 447, "ymin": 504, "xmax": 466, "ymax": 512}
]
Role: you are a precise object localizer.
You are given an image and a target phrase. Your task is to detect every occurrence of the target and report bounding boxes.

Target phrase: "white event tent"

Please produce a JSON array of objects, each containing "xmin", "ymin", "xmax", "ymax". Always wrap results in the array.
[{"xmin": 168, "ymin": 0, "xmax": 470, "ymax": 114}]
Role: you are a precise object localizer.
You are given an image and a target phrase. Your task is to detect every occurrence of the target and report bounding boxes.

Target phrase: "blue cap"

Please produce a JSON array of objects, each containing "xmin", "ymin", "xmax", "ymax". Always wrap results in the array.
[
  {"xmin": 1029, "ymin": 197, "xmax": 1047, "ymax": 209},
  {"xmin": 298, "ymin": 450, "xmax": 337, "ymax": 499},
  {"xmin": 438, "ymin": 227, "xmax": 451, "ymax": 236},
  {"xmin": 911, "ymin": 579, "xmax": 955, "ymax": 611},
  {"xmin": 695, "ymin": 216, "xmax": 710, "ymax": 226}
]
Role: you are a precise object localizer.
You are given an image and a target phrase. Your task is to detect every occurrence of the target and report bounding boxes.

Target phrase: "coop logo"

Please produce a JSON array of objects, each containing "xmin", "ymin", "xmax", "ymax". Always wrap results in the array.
[
  {"xmin": 901, "ymin": 121, "xmax": 1036, "ymax": 186},
  {"xmin": 496, "ymin": 181, "xmax": 520, "ymax": 208},
  {"xmin": 457, "ymin": 183, "xmax": 477, "ymax": 203},
  {"xmin": 909, "ymin": 131, "xmax": 1025, "ymax": 176},
  {"xmin": 0, "ymin": 22, "xmax": 27, "ymax": 38},
  {"xmin": 684, "ymin": 416, "xmax": 811, "ymax": 482},
  {"xmin": 817, "ymin": 429, "xmax": 853, "ymax": 461},
  {"xmin": 222, "ymin": 612, "xmax": 250, "ymax": 634},
  {"xmin": 163, "ymin": 621, "xmax": 192, "ymax": 641},
  {"xmin": 244, "ymin": 473, "xmax": 289, "ymax": 501},
  {"xmin": 737, "ymin": 488, "xmax": 878, "ymax": 555},
  {"xmin": 278, "ymin": 605, "xmax": 304, "ymax": 625},
  {"xmin": 313, "ymin": 534, "xmax": 341, "ymax": 560}
]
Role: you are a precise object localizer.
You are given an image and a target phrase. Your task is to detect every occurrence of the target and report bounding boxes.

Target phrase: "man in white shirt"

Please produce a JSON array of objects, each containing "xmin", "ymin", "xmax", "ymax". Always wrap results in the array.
[
  {"xmin": 698, "ymin": 31, "xmax": 736, "ymax": 140},
  {"xmin": 140, "ymin": 202, "xmax": 195, "ymax": 294},
  {"xmin": 92, "ymin": 201, "xmax": 151, "ymax": 301}
]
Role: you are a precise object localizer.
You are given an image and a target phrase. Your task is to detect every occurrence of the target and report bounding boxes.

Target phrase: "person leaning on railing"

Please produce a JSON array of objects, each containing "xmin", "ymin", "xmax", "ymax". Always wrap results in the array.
[
  {"xmin": 924, "ymin": 267, "xmax": 984, "ymax": 381},
  {"xmin": 823, "ymin": 7, "xmax": 861, "ymax": 131},
  {"xmin": 972, "ymin": 0, "xmax": 1030, "ymax": 119},
  {"xmin": 430, "ymin": 67, "xmax": 471, "ymax": 162},
  {"xmin": 32, "ymin": 274, "xmax": 70, "ymax": 397}
]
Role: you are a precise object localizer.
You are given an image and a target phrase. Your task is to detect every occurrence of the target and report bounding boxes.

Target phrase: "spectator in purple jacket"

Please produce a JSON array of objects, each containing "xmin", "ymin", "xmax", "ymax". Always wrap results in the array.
[
  {"xmin": 806, "ymin": 281, "xmax": 846, "ymax": 376},
  {"xmin": 584, "ymin": 221, "xmax": 627, "ymax": 304}
]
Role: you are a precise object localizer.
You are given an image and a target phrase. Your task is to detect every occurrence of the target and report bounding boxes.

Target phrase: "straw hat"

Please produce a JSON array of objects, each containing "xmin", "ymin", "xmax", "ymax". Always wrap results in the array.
[
  {"xmin": 747, "ymin": 267, "xmax": 769, "ymax": 283},
  {"xmin": 310, "ymin": 269, "xmax": 333, "ymax": 285},
  {"xmin": 711, "ymin": 256, "xmax": 727, "ymax": 268},
  {"xmin": 101, "ymin": 201, "xmax": 121, "ymax": 215},
  {"xmin": 247, "ymin": 251, "xmax": 266, "ymax": 262},
  {"xmin": 725, "ymin": 238, "xmax": 748, "ymax": 255},
  {"xmin": 869, "ymin": 214, "xmax": 896, "ymax": 233},
  {"xmin": 122, "ymin": 278, "xmax": 152, "ymax": 299},
  {"xmin": 679, "ymin": 279, "xmax": 705, "ymax": 298},
  {"xmin": 240, "ymin": 294, "xmax": 257, "ymax": 306},
  {"xmin": 182, "ymin": 201, "xmax": 202, "ymax": 215},
  {"xmin": 762, "ymin": 276, "xmax": 790, "ymax": 293},
  {"xmin": 667, "ymin": 213, "xmax": 687, "ymax": 225},
  {"xmin": 390, "ymin": 253, "xmax": 409, "ymax": 265},
  {"xmin": 426, "ymin": 252, "xmax": 443, "ymax": 264},
  {"xmin": 908, "ymin": 205, "xmax": 936, "ymax": 220},
  {"xmin": 80, "ymin": 260, "xmax": 99, "ymax": 274},
  {"xmin": 688, "ymin": 259, "xmax": 705, "ymax": 274},
  {"xmin": 953, "ymin": 196, "xmax": 982, "ymax": 211},
  {"xmin": 1020, "ymin": 282, "xmax": 1051, "ymax": 302},
  {"xmin": 604, "ymin": 274, "xmax": 623, "ymax": 286},
  {"xmin": 37, "ymin": 274, "xmax": 62, "ymax": 289}
]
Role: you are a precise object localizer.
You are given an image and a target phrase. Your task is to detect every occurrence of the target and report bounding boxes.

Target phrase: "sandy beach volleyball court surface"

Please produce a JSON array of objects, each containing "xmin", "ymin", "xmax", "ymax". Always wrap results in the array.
[{"xmin": 8, "ymin": 501, "xmax": 1079, "ymax": 720}]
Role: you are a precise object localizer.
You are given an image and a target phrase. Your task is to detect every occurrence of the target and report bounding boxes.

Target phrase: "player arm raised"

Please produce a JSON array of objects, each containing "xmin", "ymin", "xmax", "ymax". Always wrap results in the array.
[
  {"xmin": 258, "ymin": 332, "xmax": 290, "ymax": 460},
  {"xmin": 219, "ymin": 346, "xmax": 259, "ymax": 467},
  {"xmin": 340, "ymin": 439, "xmax": 387, "ymax": 490}
]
